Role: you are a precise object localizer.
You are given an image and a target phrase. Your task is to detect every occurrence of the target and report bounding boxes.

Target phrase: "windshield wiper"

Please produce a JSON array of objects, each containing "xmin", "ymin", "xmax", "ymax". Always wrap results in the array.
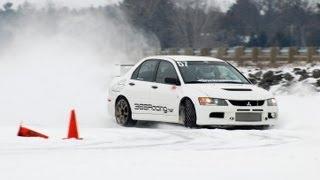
[
  {"xmin": 185, "ymin": 80, "xmax": 247, "ymax": 84},
  {"xmin": 214, "ymin": 81, "xmax": 246, "ymax": 84},
  {"xmin": 185, "ymin": 81, "xmax": 208, "ymax": 84}
]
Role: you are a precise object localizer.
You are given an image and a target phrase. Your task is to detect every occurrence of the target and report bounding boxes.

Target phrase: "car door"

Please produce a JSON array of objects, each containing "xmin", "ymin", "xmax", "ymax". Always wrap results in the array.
[
  {"xmin": 149, "ymin": 60, "xmax": 181, "ymax": 122},
  {"xmin": 125, "ymin": 59, "xmax": 159, "ymax": 116}
]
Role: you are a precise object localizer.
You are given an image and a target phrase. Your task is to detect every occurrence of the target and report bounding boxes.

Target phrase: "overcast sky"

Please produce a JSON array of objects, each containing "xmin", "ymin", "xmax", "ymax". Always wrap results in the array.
[{"xmin": 0, "ymin": 0, "xmax": 122, "ymax": 9}]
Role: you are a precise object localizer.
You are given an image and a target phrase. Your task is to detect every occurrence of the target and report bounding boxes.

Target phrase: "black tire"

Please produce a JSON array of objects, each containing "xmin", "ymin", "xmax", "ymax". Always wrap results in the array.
[
  {"xmin": 180, "ymin": 99, "xmax": 197, "ymax": 128},
  {"xmin": 115, "ymin": 97, "xmax": 137, "ymax": 127}
]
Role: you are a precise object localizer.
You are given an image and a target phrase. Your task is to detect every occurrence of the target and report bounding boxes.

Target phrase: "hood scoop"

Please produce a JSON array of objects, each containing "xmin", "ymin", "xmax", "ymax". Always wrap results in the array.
[{"xmin": 223, "ymin": 88, "xmax": 252, "ymax": 91}]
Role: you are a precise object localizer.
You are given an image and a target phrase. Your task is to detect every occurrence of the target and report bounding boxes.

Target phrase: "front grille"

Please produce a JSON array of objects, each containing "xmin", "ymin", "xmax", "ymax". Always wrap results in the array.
[
  {"xmin": 229, "ymin": 100, "xmax": 265, "ymax": 106},
  {"xmin": 235, "ymin": 113, "xmax": 262, "ymax": 122}
]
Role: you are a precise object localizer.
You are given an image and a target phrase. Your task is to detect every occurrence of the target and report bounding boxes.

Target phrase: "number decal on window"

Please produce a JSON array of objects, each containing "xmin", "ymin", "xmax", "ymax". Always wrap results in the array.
[{"xmin": 177, "ymin": 61, "xmax": 188, "ymax": 67}]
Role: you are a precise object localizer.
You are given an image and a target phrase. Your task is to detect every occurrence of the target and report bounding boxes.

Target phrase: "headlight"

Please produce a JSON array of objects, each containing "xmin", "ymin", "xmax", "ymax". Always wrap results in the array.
[
  {"xmin": 198, "ymin": 97, "xmax": 228, "ymax": 106},
  {"xmin": 267, "ymin": 98, "xmax": 277, "ymax": 106}
]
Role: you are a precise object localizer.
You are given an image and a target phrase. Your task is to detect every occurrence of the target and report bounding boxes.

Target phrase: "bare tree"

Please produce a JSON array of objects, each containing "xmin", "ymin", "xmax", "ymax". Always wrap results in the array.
[{"xmin": 171, "ymin": 0, "xmax": 222, "ymax": 48}]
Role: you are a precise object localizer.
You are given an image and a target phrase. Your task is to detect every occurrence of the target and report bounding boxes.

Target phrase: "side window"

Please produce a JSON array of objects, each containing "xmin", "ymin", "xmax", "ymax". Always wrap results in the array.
[
  {"xmin": 134, "ymin": 60, "xmax": 158, "ymax": 82},
  {"xmin": 156, "ymin": 61, "xmax": 178, "ymax": 84},
  {"xmin": 131, "ymin": 66, "xmax": 140, "ymax": 79}
]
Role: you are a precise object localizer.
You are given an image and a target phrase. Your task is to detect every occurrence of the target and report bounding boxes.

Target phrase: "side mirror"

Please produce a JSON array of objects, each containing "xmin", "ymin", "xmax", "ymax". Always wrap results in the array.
[{"xmin": 164, "ymin": 77, "xmax": 181, "ymax": 85}]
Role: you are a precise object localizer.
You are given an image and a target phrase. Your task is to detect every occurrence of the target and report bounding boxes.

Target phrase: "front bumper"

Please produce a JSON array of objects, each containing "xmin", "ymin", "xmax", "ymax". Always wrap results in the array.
[{"xmin": 195, "ymin": 104, "xmax": 278, "ymax": 126}]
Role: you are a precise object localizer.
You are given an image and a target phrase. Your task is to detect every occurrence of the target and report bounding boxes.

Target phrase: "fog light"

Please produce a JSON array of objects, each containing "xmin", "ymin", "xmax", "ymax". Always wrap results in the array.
[
  {"xmin": 268, "ymin": 112, "xmax": 277, "ymax": 119},
  {"xmin": 210, "ymin": 112, "xmax": 224, "ymax": 118}
]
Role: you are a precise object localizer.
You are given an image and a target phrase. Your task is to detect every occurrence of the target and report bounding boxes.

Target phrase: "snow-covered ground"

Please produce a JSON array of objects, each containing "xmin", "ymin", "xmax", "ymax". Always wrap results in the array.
[{"xmin": 0, "ymin": 94, "xmax": 319, "ymax": 180}]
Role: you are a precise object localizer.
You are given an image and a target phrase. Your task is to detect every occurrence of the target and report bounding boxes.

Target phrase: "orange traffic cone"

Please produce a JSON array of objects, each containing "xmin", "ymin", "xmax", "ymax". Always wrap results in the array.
[
  {"xmin": 64, "ymin": 109, "xmax": 82, "ymax": 140},
  {"xmin": 17, "ymin": 125, "xmax": 49, "ymax": 139}
]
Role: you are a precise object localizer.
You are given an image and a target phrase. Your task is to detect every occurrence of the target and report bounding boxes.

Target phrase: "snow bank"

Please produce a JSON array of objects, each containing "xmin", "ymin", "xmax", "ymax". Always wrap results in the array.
[{"xmin": 240, "ymin": 64, "xmax": 320, "ymax": 94}]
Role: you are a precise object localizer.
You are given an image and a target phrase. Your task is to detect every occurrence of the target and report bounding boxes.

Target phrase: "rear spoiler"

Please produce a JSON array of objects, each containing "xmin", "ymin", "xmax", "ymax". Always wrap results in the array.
[{"xmin": 113, "ymin": 64, "xmax": 135, "ymax": 77}]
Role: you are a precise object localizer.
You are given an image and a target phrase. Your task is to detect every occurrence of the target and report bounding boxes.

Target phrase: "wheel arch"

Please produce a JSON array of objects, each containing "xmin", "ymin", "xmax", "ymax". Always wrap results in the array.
[
  {"xmin": 179, "ymin": 96, "xmax": 197, "ymax": 117},
  {"xmin": 179, "ymin": 96, "xmax": 198, "ymax": 127},
  {"xmin": 114, "ymin": 94, "xmax": 137, "ymax": 126},
  {"xmin": 179, "ymin": 96, "xmax": 195, "ymax": 107},
  {"xmin": 113, "ymin": 94, "xmax": 133, "ymax": 112},
  {"xmin": 115, "ymin": 95, "xmax": 132, "ymax": 108}
]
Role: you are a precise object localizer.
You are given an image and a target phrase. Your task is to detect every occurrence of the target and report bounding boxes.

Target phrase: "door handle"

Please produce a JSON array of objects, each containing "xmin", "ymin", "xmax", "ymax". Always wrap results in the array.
[
  {"xmin": 129, "ymin": 82, "xmax": 135, "ymax": 86},
  {"xmin": 151, "ymin": 85, "xmax": 158, "ymax": 89}
]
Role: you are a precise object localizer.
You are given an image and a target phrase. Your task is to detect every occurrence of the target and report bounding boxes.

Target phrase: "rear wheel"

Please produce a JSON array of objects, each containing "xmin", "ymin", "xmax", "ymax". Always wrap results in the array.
[
  {"xmin": 180, "ymin": 99, "xmax": 197, "ymax": 128},
  {"xmin": 115, "ymin": 98, "xmax": 137, "ymax": 127}
]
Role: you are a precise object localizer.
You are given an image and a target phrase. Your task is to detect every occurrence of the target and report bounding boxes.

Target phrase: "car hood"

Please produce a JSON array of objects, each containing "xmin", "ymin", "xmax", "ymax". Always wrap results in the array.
[{"xmin": 184, "ymin": 83, "xmax": 273, "ymax": 100}]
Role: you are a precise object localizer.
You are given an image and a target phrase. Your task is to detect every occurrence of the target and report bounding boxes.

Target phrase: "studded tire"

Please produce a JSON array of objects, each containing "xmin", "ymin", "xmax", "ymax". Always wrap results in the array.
[
  {"xmin": 115, "ymin": 97, "xmax": 137, "ymax": 127},
  {"xmin": 180, "ymin": 98, "xmax": 197, "ymax": 128}
]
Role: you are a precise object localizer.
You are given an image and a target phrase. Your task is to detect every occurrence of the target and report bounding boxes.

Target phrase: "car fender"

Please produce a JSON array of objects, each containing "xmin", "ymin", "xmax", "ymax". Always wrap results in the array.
[{"xmin": 179, "ymin": 85, "xmax": 207, "ymax": 112}]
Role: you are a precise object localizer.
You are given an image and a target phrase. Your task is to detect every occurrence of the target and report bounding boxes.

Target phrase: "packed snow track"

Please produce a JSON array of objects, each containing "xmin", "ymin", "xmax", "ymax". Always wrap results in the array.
[{"xmin": 0, "ymin": 95, "xmax": 319, "ymax": 180}]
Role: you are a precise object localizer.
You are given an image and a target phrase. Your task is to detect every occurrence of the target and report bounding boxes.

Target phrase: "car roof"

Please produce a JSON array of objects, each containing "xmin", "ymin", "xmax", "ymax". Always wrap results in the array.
[{"xmin": 144, "ymin": 55, "xmax": 225, "ymax": 62}]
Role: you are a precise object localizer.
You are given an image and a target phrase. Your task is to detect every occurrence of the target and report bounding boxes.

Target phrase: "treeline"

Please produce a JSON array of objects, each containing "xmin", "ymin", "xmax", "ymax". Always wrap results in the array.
[
  {"xmin": 0, "ymin": 0, "xmax": 319, "ymax": 49},
  {"xmin": 121, "ymin": 0, "xmax": 320, "ymax": 48}
]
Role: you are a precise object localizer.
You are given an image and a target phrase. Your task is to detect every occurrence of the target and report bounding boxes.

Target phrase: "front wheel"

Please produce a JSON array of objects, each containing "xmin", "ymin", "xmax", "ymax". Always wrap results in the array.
[
  {"xmin": 115, "ymin": 98, "xmax": 137, "ymax": 127},
  {"xmin": 180, "ymin": 99, "xmax": 197, "ymax": 128}
]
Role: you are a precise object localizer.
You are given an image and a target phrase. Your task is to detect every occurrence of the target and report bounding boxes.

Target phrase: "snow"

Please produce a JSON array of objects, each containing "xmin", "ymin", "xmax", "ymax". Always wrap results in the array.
[
  {"xmin": 0, "ymin": 94, "xmax": 320, "ymax": 180},
  {"xmin": 0, "ymin": 9, "xmax": 158, "ymax": 128}
]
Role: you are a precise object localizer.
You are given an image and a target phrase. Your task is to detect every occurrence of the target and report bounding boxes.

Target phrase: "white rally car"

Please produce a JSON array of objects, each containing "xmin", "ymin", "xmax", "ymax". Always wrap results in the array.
[{"xmin": 108, "ymin": 56, "xmax": 278, "ymax": 128}]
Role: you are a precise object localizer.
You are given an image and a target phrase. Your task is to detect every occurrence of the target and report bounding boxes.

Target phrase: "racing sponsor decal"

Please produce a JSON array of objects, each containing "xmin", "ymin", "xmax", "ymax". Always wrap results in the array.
[{"xmin": 134, "ymin": 103, "xmax": 174, "ymax": 113}]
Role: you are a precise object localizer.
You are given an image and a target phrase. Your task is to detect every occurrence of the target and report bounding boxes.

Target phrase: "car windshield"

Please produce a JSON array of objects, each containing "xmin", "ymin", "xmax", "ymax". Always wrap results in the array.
[{"xmin": 176, "ymin": 61, "xmax": 250, "ymax": 84}]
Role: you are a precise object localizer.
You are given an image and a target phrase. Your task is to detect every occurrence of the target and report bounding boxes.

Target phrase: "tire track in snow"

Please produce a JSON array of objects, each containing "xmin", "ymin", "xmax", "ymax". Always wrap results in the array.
[{"xmin": 0, "ymin": 129, "xmax": 301, "ymax": 154}]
